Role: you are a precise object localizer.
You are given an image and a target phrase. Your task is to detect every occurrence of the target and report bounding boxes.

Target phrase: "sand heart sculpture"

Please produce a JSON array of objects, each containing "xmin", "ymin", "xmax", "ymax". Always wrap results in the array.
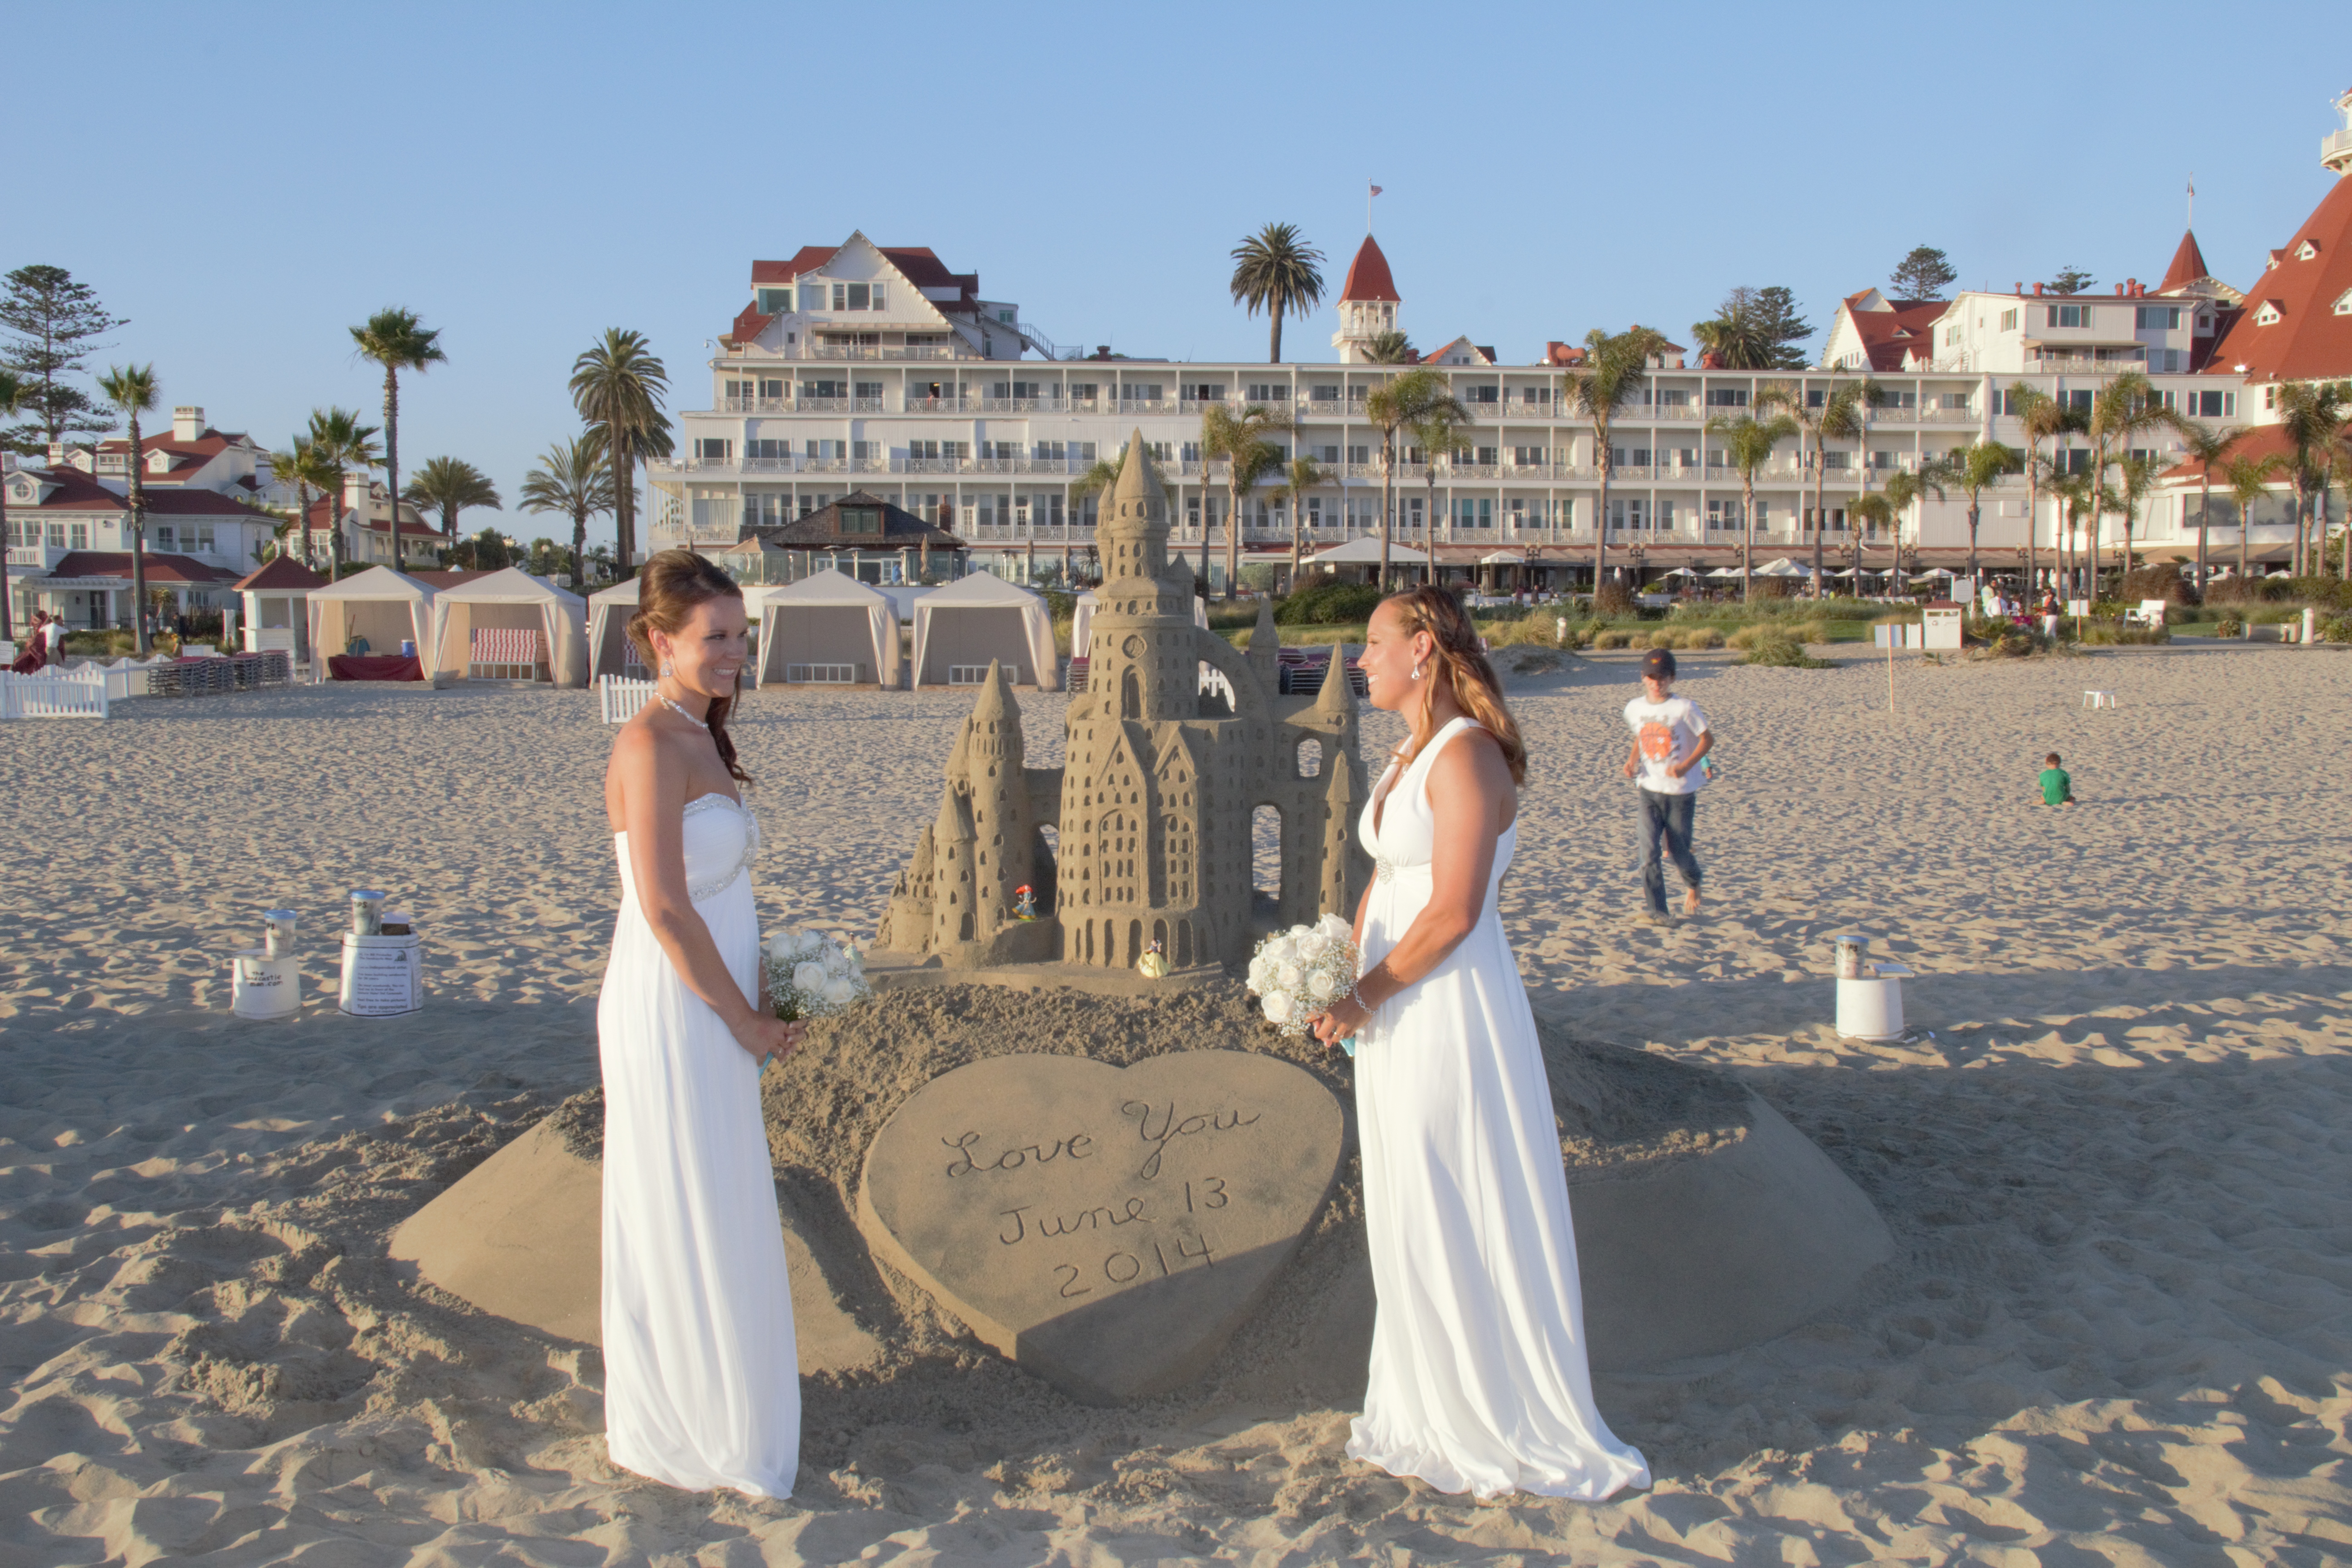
[{"xmin": 858, "ymin": 1050, "xmax": 1346, "ymax": 1405}]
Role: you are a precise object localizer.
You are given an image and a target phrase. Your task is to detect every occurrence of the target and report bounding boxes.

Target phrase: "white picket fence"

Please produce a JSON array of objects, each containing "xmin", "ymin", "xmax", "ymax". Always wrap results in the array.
[
  {"xmin": 1, "ymin": 666, "xmax": 110, "ymax": 719},
  {"xmin": 598, "ymin": 674, "xmax": 658, "ymax": 725}
]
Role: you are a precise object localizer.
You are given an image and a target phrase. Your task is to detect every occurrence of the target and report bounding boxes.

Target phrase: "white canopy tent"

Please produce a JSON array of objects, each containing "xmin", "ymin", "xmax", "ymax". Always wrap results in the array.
[
  {"xmin": 425, "ymin": 568, "xmax": 588, "ymax": 687},
  {"xmin": 911, "ymin": 573, "xmax": 1058, "ymax": 689},
  {"xmin": 587, "ymin": 579, "xmax": 642, "ymax": 681},
  {"xmin": 1070, "ymin": 589, "xmax": 1208, "ymax": 658},
  {"xmin": 1754, "ymin": 557, "xmax": 1814, "ymax": 578},
  {"xmin": 1480, "ymin": 550, "xmax": 1527, "ymax": 565},
  {"xmin": 1705, "ymin": 566, "xmax": 1746, "ymax": 579},
  {"xmin": 1311, "ymin": 538, "xmax": 1431, "ymax": 566},
  {"xmin": 307, "ymin": 567, "xmax": 436, "ymax": 680},
  {"xmin": 750, "ymin": 570, "xmax": 901, "ymax": 688}
]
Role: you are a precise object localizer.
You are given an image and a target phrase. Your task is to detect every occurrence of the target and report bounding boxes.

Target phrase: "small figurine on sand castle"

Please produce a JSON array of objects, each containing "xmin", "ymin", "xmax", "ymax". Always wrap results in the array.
[
  {"xmin": 1013, "ymin": 885, "xmax": 1039, "ymax": 921},
  {"xmin": 1136, "ymin": 936, "xmax": 1170, "ymax": 979}
]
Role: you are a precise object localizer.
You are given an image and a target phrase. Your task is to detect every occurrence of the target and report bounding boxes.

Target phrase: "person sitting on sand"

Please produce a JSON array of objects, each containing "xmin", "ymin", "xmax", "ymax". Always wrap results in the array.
[{"xmin": 2039, "ymin": 752, "xmax": 2074, "ymax": 806}]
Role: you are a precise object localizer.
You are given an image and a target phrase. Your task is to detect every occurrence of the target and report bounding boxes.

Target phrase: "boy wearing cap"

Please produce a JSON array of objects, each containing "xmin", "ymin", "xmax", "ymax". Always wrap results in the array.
[{"xmin": 1621, "ymin": 647, "xmax": 1712, "ymax": 926}]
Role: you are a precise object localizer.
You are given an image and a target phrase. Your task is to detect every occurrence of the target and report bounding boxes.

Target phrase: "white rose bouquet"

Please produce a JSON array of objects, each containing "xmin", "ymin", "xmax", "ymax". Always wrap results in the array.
[
  {"xmin": 763, "ymin": 927, "xmax": 871, "ymax": 1022},
  {"xmin": 1246, "ymin": 913, "xmax": 1362, "ymax": 1050}
]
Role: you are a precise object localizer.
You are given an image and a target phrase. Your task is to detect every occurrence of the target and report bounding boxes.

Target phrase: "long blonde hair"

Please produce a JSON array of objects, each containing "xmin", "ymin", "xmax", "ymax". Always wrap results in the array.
[{"xmin": 1382, "ymin": 587, "xmax": 1528, "ymax": 785}]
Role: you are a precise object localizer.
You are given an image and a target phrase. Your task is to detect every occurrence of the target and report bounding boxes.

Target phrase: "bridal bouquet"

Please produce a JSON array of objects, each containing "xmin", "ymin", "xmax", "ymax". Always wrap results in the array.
[
  {"xmin": 764, "ymin": 928, "xmax": 870, "ymax": 1022},
  {"xmin": 1246, "ymin": 914, "xmax": 1361, "ymax": 1044}
]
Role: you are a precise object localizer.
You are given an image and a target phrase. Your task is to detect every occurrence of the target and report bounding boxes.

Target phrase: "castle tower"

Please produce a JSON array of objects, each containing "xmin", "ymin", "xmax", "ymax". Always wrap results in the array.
[
  {"xmin": 1333, "ymin": 235, "xmax": 1401, "ymax": 363},
  {"xmin": 1311, "ymin": 642, "xmax": 1367, "ymax": 923}
]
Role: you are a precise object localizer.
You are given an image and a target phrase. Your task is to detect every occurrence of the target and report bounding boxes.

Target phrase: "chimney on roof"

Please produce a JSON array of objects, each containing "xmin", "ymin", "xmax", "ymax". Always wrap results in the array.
[
  {"xmin": 172, "ymin": 406, "xmax": 204, "ymax": 441},
  {"xmin": 47, "ymin": 441, "xmax": 69, "ymax": 467},
  {"xmin": 2034, "ymin": 282, "xmax": 2044, "ymax": 296},
  {"xmin": 344, "ymin": 470, "xmax": 371, "ymax": 509},
  {"xmin": 2014, "ymin": 282, "xmax": 2022, "ymax": 294}
]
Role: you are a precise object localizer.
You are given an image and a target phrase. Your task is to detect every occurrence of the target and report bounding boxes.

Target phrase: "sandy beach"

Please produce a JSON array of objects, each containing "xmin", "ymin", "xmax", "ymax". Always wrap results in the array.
[{"xmin": 5, "ymin": 641, "xmax": 2350, "ymax": 1565}]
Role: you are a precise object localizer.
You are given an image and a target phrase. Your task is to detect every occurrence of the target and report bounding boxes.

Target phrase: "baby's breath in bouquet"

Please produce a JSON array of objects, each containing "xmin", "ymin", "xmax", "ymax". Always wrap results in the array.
[
  {"xmin": 763, "ymin": 928, "xmax": 871, "ymax": 1021},
  {"xmin": 1246, "ymin": 913, "xmax": 1362, "ymax": 1049}
]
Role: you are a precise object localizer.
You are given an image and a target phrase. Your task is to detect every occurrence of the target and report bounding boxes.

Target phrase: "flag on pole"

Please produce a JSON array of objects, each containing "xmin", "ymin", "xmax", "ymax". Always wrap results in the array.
[{"xmin": 1370, "ymin": 184, "xmax": 1383, "ymax": 198}]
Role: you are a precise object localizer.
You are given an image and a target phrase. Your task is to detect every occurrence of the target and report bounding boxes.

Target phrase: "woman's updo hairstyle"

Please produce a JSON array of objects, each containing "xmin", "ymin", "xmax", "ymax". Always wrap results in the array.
[
  {"xmin": 627, "ymin": 548, "xmax": 752, "ymax": 784},
  {"xmin": 1381, "ymin": 586, "xmax": 1528, "ymax": 785}
]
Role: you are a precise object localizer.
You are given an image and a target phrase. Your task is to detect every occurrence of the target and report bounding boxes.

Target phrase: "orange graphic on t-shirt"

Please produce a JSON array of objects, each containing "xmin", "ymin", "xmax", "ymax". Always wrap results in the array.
[{"xmin": 1638, "ymin": 721, "xmax": 1678, "ymax": 762}]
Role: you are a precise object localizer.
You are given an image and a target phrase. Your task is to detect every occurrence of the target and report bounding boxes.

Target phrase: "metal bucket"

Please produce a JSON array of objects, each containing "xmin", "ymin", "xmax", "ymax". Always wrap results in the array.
[
  {"xmin": 263, "ymin": 909, "xmax": 298, "ymax": 959},
  {"xmin": 1832, "ymin": 933, "xmax": 1868, "ymax": 980}
]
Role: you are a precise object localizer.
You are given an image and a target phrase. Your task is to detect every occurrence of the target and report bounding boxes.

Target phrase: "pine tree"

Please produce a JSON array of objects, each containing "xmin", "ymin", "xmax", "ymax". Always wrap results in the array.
[
  {"xmin": 1889, "ymin": 245, "xmax": 1958, "ymax": 300},
  {"xmin": 0, "ymin": 265, "xmax": 127, "ymax": 453},
  {"xmin": 2044, "ymin": 266, "xmax": 2096, "ymax": 296}
]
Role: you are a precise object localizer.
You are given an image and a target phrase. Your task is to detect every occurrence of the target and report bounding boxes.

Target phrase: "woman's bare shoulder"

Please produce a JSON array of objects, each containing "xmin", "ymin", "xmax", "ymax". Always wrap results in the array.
[{"xmin": 1428, "ymin": 725, "xmax": 1516, "ymax": 798}]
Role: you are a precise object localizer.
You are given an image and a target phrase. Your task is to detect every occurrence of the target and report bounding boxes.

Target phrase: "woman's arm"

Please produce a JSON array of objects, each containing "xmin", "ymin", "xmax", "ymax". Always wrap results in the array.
[
  {"xmin": 1312, "ymin": 735, "xmax": 1513, "ymax": 1047},
  {"xmin": 613, "ymin": 724, "xmax": 795, "ymax": 1063}
]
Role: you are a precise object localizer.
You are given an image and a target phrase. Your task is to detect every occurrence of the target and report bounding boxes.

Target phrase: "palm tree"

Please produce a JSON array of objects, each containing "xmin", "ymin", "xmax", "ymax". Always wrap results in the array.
[
  {"xmin": 1280, "ymin": 455, "xmax": 1326, "ymax": 582},
  {"xmin": 1200, "ymin": 402, "xmax": 1297, "ymax": 598},
  {"xmin": 519, "ymin": 433, "xmax": 616, "ymax": 587},
  {"xmin": 1880, "ymin": 458, "xmax": 1948, "ymax": 590},
  {"xmin": 1365, "ymin": 330, "xmax": 1415, "ymax": 364},
  {"xmin": 1703, "ymin": 412, "xmax": 1797, "ymax": 600},
  {"xmin": 1565, "ymin": 327, "xmax": 1668, "ymax": 598},
  {"xmin": 2082, "ymin": 371, "xmax": 2180, "ymax": 593},
  {"xmin": 1945, "ymin": 440, "xmax": 2023, "ymax": 578},
  {"xmin": 1758, "ymin": 376, "xmax": 1882, "ymax": 597},
  {"xmin": 2274, "ymin": 380, "xmax": 2352, "ymax": 577},
  {"xmin": 1228, "ymin": 223, "xmax": 1326, "ymax": 363},
  {"xmin": 403, "ymin": 456, "xmax": 502, "ymax": 542},
  {"xmin": 2220, "ymin": 452, "xmax": 2286, "ymax": 586},
  {"xmin": 570, "ymin": 329, "xmax": 672, "ymax": 574},
  {"xmin": 349, "ymin": 308, "xmax": 446, "ymax": 575},
  {"xmin": 305, "ymin": 407, "xmax": 382, "ymax": 576},
  {"xmin": 2010, "ymin": 382, "xmax": 2084, "ymax": 597},
  {"xmin": 97, "ymin": 364, "xmax": 160, "ymax": 652},
  {"xmin": 0, "ymin": 369, "xmax": 23, "ymax": 643},
  {"xmin": 1410, "ymin": 392, "xmax": 1474, "ymax": 559},
  {"xmin": 2049, "ymin": 470, "xmax": 2098, "ymax": 600},
  {"xmin": 1362, "ymin": 366, "xmax": 1450, "ymax": 592},
  {"xmin": 2172, "ymin": 421, "xmax": 2243, "ymax": 594},
  {"xmin": 2112, "ymin": 452, "xmax": 2162, "ymax": 579},
  {"xmin": 267, "ymin": 437, "xmax": 314, "ymax": 569}
]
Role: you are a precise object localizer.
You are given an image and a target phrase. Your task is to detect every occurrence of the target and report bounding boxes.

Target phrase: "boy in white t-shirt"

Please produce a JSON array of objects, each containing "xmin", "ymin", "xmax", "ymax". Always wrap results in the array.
[{"xmin": 1620, "ymin": 647, "xmax": 1712, "ymax": 926}]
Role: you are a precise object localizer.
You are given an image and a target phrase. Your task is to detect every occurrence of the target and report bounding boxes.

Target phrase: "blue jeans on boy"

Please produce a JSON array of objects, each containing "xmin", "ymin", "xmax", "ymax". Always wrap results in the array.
[{"xmin": 1639, "ymin": 789, "xmax": 1700, "ymax": 914}]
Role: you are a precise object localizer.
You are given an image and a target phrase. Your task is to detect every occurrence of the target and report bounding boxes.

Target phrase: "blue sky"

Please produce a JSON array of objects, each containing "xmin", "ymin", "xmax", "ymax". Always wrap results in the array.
[{"xmin": 12, "ymin": 0, "xmax": 2345, "ymax": 548}]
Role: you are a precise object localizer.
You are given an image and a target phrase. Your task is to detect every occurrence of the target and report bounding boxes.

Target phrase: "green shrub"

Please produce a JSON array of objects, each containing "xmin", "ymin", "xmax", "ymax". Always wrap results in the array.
[
  {"xmin": 1682, "ymin": 626, "xmax": 1726, "ymax": 649},
  {"xmin": 1591, "ymin": 627, "xmax": 1638, "ymax": 650},
  {"xmin": 1276, "ymin": 581, "xmax": 1384, "ymax": 626},
  {"xmin": 1742, "ymin": 628, "xmax": 1833, "ymax": 668},
  {"xmin": 2215, "ymin": 617, "xmax": 2243, "ymax": 638},
  {"xmin": 2077, "ymin": 623, "xmax": 2171, "ymax": 646},
  {"xmin": 1591, "ymin": 581, "xmax": 1636, "ymax": 616},
  {"xmin": 2118, "ymin": 563, "xmax": 2200, "ymax": 606}
]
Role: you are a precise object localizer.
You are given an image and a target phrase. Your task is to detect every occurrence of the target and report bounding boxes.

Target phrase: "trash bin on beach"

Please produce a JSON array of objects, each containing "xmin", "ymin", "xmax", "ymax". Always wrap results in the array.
[
  {"xmin": 1832, "ymin": 933, "xmax": 1912, "ymax": 1040},
  {"xmin": 231, "ymin": 908, "xmax": 303, "ymax": 1021}
]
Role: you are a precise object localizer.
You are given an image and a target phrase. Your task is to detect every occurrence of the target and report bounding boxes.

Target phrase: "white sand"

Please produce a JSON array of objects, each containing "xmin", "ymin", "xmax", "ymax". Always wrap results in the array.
[{"xmin": 4, "ymin": 645, "xmax": 2351, "ymax": 1564}]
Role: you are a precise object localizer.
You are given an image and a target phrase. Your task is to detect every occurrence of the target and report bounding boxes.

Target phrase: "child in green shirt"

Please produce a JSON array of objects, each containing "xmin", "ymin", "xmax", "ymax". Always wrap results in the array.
[{"xmin": 2039, "ymin": 752, "xmax": 2073, "ymax": 806}]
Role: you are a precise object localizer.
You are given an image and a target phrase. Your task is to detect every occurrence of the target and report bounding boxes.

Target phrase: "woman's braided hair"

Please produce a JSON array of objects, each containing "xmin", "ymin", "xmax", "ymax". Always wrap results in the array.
[
  {"xmin": 627, "ymin": 549, "xmax": 752, "ymax": 784},
  {"xmin": 1382, "ymin": 586, "xmax": 1527, "ymax": 785}
]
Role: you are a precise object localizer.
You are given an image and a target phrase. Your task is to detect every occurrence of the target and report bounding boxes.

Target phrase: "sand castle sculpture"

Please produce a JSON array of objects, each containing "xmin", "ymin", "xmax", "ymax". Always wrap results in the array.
[{"xmin": 877, "ymin": 431, "xmax": 1371, "ymax": 970}]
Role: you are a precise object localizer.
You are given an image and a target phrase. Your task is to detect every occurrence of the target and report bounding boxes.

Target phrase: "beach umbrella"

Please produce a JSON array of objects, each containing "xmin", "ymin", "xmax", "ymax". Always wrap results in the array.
[
  {"xmin": 1754, "ymin": 557, "xmax": 1811, "ymax": 578},
  {"xmin": 1705, "ymin": 566, "xmax": 1745, "ymax": 579}
]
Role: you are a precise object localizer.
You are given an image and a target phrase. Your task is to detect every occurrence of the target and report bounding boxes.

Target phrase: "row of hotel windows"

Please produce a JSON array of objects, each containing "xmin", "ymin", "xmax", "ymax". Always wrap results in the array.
[
  {"xmin": 4, "ymin": 520, "xmax": 219, "ymax": 550},
  {"xmin": 753, "ymin": 283, "xmax": 891, "ymax": 314},
  {"xmin": 1992, "ymin": 304, "xmax": 2190, "ymax": 332}
]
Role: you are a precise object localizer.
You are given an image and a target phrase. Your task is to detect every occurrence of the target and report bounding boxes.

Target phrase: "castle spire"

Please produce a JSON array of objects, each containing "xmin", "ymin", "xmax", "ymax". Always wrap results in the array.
[{"xmin": 1314, "ymin": 642, "xmax": 1358, "ymax": 715}]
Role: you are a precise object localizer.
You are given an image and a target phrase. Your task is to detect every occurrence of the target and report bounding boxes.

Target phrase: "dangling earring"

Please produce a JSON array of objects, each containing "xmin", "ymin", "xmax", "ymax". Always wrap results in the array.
[
  {"xmin": 1411, "ymin": 661, "xmax": 1424, "ymax": 681},
  {"xmin": 662, "ymin": 659, "xmax": 674, "ymax": 679}
]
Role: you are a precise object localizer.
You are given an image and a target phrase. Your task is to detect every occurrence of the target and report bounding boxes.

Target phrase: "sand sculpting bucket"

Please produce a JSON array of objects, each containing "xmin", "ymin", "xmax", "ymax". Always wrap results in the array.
[
  {"xmin": 1832, "ymin": 933, "xmax": 1913, "ymax": 1041},
  {"xmin": 231, "ymin": 908, "xmax": 303, "ymax": 1020},
  {"xmin": 338, "ymin": 889, "xmax": 422, "ymax": 1017}
]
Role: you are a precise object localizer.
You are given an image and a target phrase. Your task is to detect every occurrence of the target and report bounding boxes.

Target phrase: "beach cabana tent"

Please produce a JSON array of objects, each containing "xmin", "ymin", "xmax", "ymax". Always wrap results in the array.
[
  {"xmin": 1070, "ymin": 589, "xmax": 1208, "ymax": 658},
  {"xmin": 234, "ymin": 555, "xmax": 328, "ymax": 660},
  {"xmin": 307, "ymin": 566, "xmax": 436, "ymax": 678},
  {"xmin": 912, "ymin": 573, "xmax": 1057, "ymax": 689},
  {"xmin": 750, "ymin": 569, "xmax": 901, "ymax": 688},
  {"xmin": 425, "ymin": 567, "xmax": 588, "ymax": 686},
  {"xmin": 587, "ymin": 580, "xmax": 644, "ymax": 681}
]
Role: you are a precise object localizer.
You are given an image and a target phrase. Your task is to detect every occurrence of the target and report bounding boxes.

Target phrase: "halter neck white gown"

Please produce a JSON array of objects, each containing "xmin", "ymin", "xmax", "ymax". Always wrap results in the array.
[
  {"xmin": 1349, "ymin": 718, "xmax": 1650, "ymax": 1501},
  {"xmin": 599, "ymin": 792, "xmax": 800, "ymax": 1497}
]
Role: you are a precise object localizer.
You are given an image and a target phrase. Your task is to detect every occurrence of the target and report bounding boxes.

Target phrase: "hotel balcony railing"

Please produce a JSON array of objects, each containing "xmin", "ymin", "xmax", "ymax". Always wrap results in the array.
[
  {"xmin": 796, "ymin": 397, "xmax": 849, "ymax": 414},
  {"xmin": 2327, "ymin": 128, "xmax": 2352, "ymax": 164}
]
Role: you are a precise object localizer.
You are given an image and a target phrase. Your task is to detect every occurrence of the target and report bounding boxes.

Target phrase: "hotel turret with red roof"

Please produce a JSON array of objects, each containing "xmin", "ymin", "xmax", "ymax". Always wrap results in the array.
[{"xmin": 656, "ymin": 113, "xmax": 2352, "ymax": 594}]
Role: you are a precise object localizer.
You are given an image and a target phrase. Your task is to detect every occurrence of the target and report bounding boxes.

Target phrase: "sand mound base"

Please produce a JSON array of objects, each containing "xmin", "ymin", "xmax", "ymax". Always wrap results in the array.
[{"xmin": 394, "ymin": 983, "xmax": 1890, "ymax": 1406}]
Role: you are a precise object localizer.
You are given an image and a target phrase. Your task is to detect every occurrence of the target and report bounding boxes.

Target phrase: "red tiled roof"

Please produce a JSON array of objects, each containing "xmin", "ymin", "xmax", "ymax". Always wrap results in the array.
[
  {"xmin": 15, "ymin": 466, "xmax": 273, "ymax": 517},
  {"xmin": 750, "ymin": 244, "xmax": 978, "ymax": 303},
  {"xmin": 233, "ymin": 555, "xmax": 329, "ymax": 592},
  {"xmin": 2158, "ymin": 423, "xmax": 2296, "ymax": 482},
  {"xmin": 727, "ymin": 304, "xmax": 775, "ymax": 344},
  {"xmin": 2160, "ymin": 229, "xmax": 2213, "ymax": 292},
  {"xmin": 2205, "ymin": 173, "xmax": 2352, "ymax": 383},
  {"xmin": 1339, "ymin": 235, "xmax": 1400, "ymax": 303},
  {"xmin": 37, "ymin": 551, "xmax": 244, "ymax": 585},
  {"xmin": 1839, "ymin": 291, "xmax": 1950, "ymax": 371}
]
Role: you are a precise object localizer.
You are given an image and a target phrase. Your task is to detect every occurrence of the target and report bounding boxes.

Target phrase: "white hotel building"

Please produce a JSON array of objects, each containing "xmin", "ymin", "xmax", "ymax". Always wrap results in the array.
[{"xmin": 653, "ymin": 163, "xmax": 2352, "ymax": 586}]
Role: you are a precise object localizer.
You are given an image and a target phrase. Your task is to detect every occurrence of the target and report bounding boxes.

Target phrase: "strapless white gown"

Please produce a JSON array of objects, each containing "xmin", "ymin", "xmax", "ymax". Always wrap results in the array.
[
  {"xmin": 1348, "ymin": 718, "xmax": 1650, "ymax": 1500},
  {"xmin": 598, "ymin": 793, "xmax": 800, "ymax": 1496}
]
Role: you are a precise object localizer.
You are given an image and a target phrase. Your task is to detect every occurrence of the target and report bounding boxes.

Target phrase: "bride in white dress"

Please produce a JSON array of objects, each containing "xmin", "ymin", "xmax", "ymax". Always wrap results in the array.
[
  {"xmin": 599, "ymin": 551, "xmax": 802, "ymax": 1497},
  {"xmin": 1309, "ymin": 588, "xmax": 1650, "ymax": 1502}
]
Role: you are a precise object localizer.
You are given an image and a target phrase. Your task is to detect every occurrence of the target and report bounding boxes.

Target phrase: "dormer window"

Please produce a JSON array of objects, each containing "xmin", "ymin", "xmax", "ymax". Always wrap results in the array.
[
  {"xmin": 2296, "ymin": 239, "xmax": 2320, "ymax": 260},
  {"xmin": 755, "ymin": 287, "xmax": 794, "ymax": 314},
  {"xmin": 2254, "ymin": 300, "xmax": 2283, "ymax": 326},
  {"xmin": 839, "ymin": 506, "xmax": 881, "ymax": 536},
  {"xmin": 2334, "ymin": 289, "xmax": 2352, "ymax": 318}
]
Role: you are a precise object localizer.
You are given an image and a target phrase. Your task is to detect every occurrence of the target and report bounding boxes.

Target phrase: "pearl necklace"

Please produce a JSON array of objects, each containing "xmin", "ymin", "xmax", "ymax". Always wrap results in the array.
[{"xmin": 657, "ymin": 692, "xmax": 708, "ymax": 730}]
